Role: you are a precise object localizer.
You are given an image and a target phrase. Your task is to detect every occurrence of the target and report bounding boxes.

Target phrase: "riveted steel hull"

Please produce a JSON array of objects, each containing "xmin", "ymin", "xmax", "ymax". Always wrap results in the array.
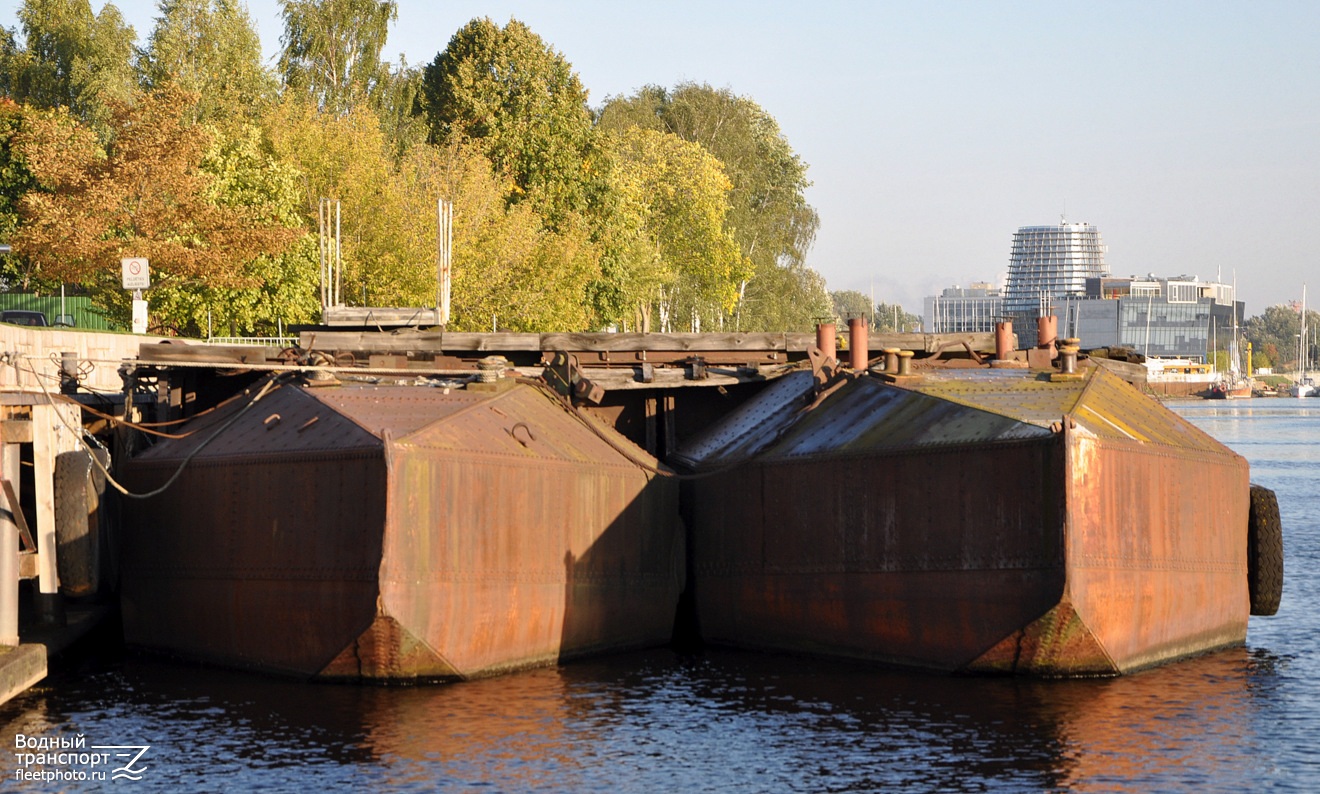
[
  {"xmin": 120, "ymin": 380, "xmax": 684, "ymax": 680},
  {"xmin": 676, "ymin": 367, "xmax": 1250, "ymax": 675}
]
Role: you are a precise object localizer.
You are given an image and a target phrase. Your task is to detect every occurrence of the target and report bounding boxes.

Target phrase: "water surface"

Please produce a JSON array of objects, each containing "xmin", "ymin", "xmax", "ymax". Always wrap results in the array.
[{"xmin": 2, "ymin": 399, "xmax": 1317, "ymax": 792}]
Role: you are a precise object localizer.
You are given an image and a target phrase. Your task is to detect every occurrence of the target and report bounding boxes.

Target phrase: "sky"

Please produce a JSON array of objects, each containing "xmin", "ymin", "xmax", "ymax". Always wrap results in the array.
[{"xmin": 6, "ymin": 0, "xmax": 1319, "ymax": 315}]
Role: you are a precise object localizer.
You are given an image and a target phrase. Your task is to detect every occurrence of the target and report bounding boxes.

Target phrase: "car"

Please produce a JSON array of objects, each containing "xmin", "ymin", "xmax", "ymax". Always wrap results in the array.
[{"xmin": 0, "ymin": 309, "xmax": 49, "ymax": 326}]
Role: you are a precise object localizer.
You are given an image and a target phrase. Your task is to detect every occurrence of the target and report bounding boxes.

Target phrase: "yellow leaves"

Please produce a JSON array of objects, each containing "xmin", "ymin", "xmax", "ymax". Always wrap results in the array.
[
  {"xmin": 601, "ymin": 127, "xmax": 749, "ymax": 321},
  {"xmin": 13, "ymin": 88, "xmax": 296, "ymax": 293}
]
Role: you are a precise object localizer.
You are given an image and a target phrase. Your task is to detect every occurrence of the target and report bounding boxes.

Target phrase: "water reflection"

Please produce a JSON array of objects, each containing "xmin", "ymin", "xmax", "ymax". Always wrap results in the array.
[{"xmin": 0, "ymin": 644, "xmax": 1291, "ymax": 792}]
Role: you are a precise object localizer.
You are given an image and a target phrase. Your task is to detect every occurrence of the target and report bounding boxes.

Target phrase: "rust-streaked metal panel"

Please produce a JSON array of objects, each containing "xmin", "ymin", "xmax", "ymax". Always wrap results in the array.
[
  {"xmin": 121, "ymin": 379, "xmax": 684, "ymax": 681},
  {"xmin": 311, "ymin": 386, "xmax": 490, "ymax": 440},
  {"xmin": 399, "ymin": 384, "xmax": 661, "ymax": 468},
  {"xmin": 690, "ymin": 435, "xmax": 1067, "ymax": 671},
  {"xmin": 683, "ymin": 363, "xmax": 1254, "ymax": 676},
  {"xmin": 370, "ymin": 383, "xmax": 685, "ymax": 679},
  {"xmin": 121, "ymin": 446, "xmax": 387, "ymax": 676},
  {"xmin": 1061, "ymin": 422, "xmax": 1248, "ymax": 672},
  {"xmin": 1067, "ymin": 366, "xmax": 1232, "ymax": 452}
]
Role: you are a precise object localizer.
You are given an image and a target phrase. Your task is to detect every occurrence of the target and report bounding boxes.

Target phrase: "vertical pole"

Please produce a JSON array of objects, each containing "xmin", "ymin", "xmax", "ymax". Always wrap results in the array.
[
  {"xmin": 0, "ymin": 442, "xmax": 19, "ymax": 646},
  {"xmin": 318, "ymin": 198, "xmax": 325, "ymax": 309},
  {"xmin": 437, "ymin": 199, "xmax": 452, "ymax": 326},
  {"xmin": 335, "ymin": 200, "xmax": 342, "ymax": 307},
  {"xmin": 443, "ymin": 199, "xmax": 448, "ymax": 323}
]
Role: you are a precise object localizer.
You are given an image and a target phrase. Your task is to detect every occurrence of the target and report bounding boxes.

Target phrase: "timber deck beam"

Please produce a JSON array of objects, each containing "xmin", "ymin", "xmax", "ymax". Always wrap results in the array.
[{"xmin": 132, "ymin": 330, "xmax": 998, "ymax": 369}]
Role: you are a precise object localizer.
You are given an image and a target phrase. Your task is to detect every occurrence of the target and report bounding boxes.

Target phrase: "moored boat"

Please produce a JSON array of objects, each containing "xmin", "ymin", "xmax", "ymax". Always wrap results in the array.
[
  {"xmin": 1207, "ymin": 376, "xmax": 1252, "ymax": 399},
  {"xmin": 119, "ymin": 375, "xmax": 685, "ymax": 680},
  {"xmin": 1286, "ymin": 379, "xmax": 1315, "ymax": 398},
  {"xmin": 673, "ymin": 362, "xmax": 1278, "ymax": 676}
]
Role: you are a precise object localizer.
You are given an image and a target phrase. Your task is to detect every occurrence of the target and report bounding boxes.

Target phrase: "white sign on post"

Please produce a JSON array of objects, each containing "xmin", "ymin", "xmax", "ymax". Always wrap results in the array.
[
  {"xmin": 122, "ymin": 257, "xmax": 150, "ymax": 333},
  {"xmin": 121, "ymin": 257, "xmax": 150, "ymax": 290},
  {"xmin": 131, "ymin": 299, "xmax": 148, "ymax": 335}
]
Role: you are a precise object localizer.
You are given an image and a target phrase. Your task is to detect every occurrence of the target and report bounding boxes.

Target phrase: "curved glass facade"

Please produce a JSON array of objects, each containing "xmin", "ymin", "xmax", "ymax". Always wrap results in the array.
[{"xmin": 1003, "ymin": 222, "xmax": 1109, "ymax": 318}]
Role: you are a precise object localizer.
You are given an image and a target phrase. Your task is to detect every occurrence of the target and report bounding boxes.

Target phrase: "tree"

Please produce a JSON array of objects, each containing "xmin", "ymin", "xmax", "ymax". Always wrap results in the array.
[
  {"xmin": 11, "ymin": 88, "xmax": 298, "ymax": 330},
  {"xmin": 4, "ymin": 0, "xmax": 137, "ymax": 140},
  {"xmin": 831, "ymin": 290, "xmax": 873, "ymax": 324},
  {"xmin": 374, "ymin": 56, "xmax": 425, "ymax": 156},
  {"xmin": 598, "ymin": 83, "xmax": 821, "ymax": 331},
  {"xmin": 266, "ymin": 93, "xmax": 601, "ymax": 331},
  {"xmin": 874, "ymin": 301, "xmax": 920, "ymax": 333},
  {"xmin": 1244, "ymin": 304, "xmax": 1320, "ymax": 372},
  {"xmin": 600, "ymin": 127, "xmax": 747, "ymax": 332},
  {"xmin": 278, "ymin": 0, "xmax": 396, "ymax": 116},
  {"xmin": 140, "ymin": 0, "xmax": 277, "ymax": 127},
  {"xmin": 418, "ymin": 17, "xmax": 596, "ymax": 227},
  {"xmin": 0, "ymin": 99, "xmax": 44, "ymax": 291}
]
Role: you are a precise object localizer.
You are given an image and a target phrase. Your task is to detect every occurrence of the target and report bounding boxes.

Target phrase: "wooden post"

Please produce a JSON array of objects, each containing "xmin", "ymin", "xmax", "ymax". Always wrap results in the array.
[
  {"xmin": 0, "ymin": 441, "xmax": 18, "ymax": 645},
  {"xmin": 644, "ymin": 396, "xmax": 658, "ymax": 457},
  {"xmin": 31, "ymin": 403, "xmax": 79, "ymax": 597}
]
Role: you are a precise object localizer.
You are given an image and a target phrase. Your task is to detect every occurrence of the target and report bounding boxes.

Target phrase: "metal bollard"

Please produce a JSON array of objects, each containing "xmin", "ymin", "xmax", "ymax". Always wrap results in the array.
[
  {"xmin": 883, "ymin": 348, "xmax": 901, "ymax": 373},
  {"xmin": 60, "ymin": 351, "xmax": 79, "ymax": 395},
  {"xmin": 898, "ymin": 350, "xmax": 913, "ymax": 375},
  {"xmin": 1060, "ymin": 339, "xmax": 1080, "ymax": 375}
]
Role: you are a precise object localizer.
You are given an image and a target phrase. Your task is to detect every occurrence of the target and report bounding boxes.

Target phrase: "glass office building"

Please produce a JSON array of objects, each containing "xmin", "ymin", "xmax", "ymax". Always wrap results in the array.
[
  {"xmin": 1003, "ymin": 221, "xmax": 1109, "ymax": 320},
  {"xmin": 1057, "ymin": 276, "xmax": 1240, "ymax": 360}
]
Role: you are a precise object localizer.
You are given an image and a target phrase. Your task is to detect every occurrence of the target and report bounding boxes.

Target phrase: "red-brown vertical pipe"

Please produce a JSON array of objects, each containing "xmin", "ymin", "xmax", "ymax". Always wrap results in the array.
[
  {"xmin": 816, "ymin": 323, "xmax": 837, "ymax": 361},
  {"xmin": 1037, "ymin": 315, "xmax": 1058, "ymax": 349},
  {"xmin": 996, "ymin": 321, "xmax": 1014, "ymax": 359},
  {"xmin": 848, "ymin": 318, "xmax": 868, "ymax": 371}
]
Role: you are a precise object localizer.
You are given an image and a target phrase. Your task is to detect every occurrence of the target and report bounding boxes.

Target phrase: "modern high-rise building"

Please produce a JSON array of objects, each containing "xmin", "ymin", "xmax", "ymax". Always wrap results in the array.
[{"xmin": 1003, "ymin": 221, "xmax": 1109, "ymax": 320}]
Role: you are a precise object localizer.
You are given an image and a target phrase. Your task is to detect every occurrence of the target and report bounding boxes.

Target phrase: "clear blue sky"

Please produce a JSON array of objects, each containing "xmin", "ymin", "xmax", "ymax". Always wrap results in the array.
[{"xmin": 7, "ymin": 1, "xmax": 1319, "ymax": 315}]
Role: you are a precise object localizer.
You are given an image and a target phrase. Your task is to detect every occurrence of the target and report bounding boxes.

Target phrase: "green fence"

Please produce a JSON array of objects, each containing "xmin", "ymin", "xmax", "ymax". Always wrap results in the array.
[{"xmin": 0, "ymin": 294, "xmax": 121, "ymax": 331}]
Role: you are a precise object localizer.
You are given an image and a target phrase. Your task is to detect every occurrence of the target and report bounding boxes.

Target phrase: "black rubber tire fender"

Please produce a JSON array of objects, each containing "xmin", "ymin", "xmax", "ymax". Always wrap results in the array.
[{"xmin": 1247, "ymin": 483, "xmax": 1283, "ymax": 617}]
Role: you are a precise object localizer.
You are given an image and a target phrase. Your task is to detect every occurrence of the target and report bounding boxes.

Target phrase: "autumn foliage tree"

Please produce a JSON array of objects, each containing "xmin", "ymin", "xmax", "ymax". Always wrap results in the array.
[{"xmin": 12, "ymin": 88, "xmax": 298, "ymax": 330}]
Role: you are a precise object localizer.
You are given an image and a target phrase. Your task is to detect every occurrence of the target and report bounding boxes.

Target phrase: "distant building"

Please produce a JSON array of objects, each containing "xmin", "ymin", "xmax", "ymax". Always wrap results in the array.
[
  {"xmin": 1003, "ymin": 221, "xmax": 1109, "ymax": 322},
  {"xmin": 923, "ymin": 282, "xmax": 1002, "ymax": 333},
  {"xmin": 1057, "ymin": 275, "xmax": 1241, "ymax": 360},
  {"xmin": 920, "ymin": 221, "xmax": 1238, "ymax": 359}
]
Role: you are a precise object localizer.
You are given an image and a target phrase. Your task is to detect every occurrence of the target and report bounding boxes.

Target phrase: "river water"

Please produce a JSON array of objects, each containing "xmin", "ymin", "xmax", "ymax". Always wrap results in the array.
[{"xmin": 2, "ymin": 399, "xmax": 1317, "ymax": 792}]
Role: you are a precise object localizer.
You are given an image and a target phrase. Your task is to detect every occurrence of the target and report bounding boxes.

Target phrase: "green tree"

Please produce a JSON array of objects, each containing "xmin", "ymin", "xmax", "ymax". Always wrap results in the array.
[
  {"xmin": 598, "ymin": 83, "xmax": 821, "ymax": 331},
  {"xmin": 418, "ymin": 17, "xmax": 596, "ymax": 227},
  {"xmin": 1244, "ymin": 304, "xmax": 1320, "ymax": 372},
  {"xmin": 874, "ymin": 301, "xmax": 920, "ymax": 332},
  {"xmin": 830, "ymin": 290, "xmax": 872, "ymax": 324},
  {"xmin": 374, "ymin": 56, "xmax": 425, "ymax": 156},
  {"xmin": 600, "ymin": 127, "xmax": 747, "ymax": 332},
  {"xmin": 278, "ymin": 0, "xmax": 396, "ymax": 116},
  {"xmin": 140, "ymin": 0, "xmax": 277, "ymax": 127},
  {"xmin": 4, "ymin": 0, "xmax": 137, "ymax": 140}
]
